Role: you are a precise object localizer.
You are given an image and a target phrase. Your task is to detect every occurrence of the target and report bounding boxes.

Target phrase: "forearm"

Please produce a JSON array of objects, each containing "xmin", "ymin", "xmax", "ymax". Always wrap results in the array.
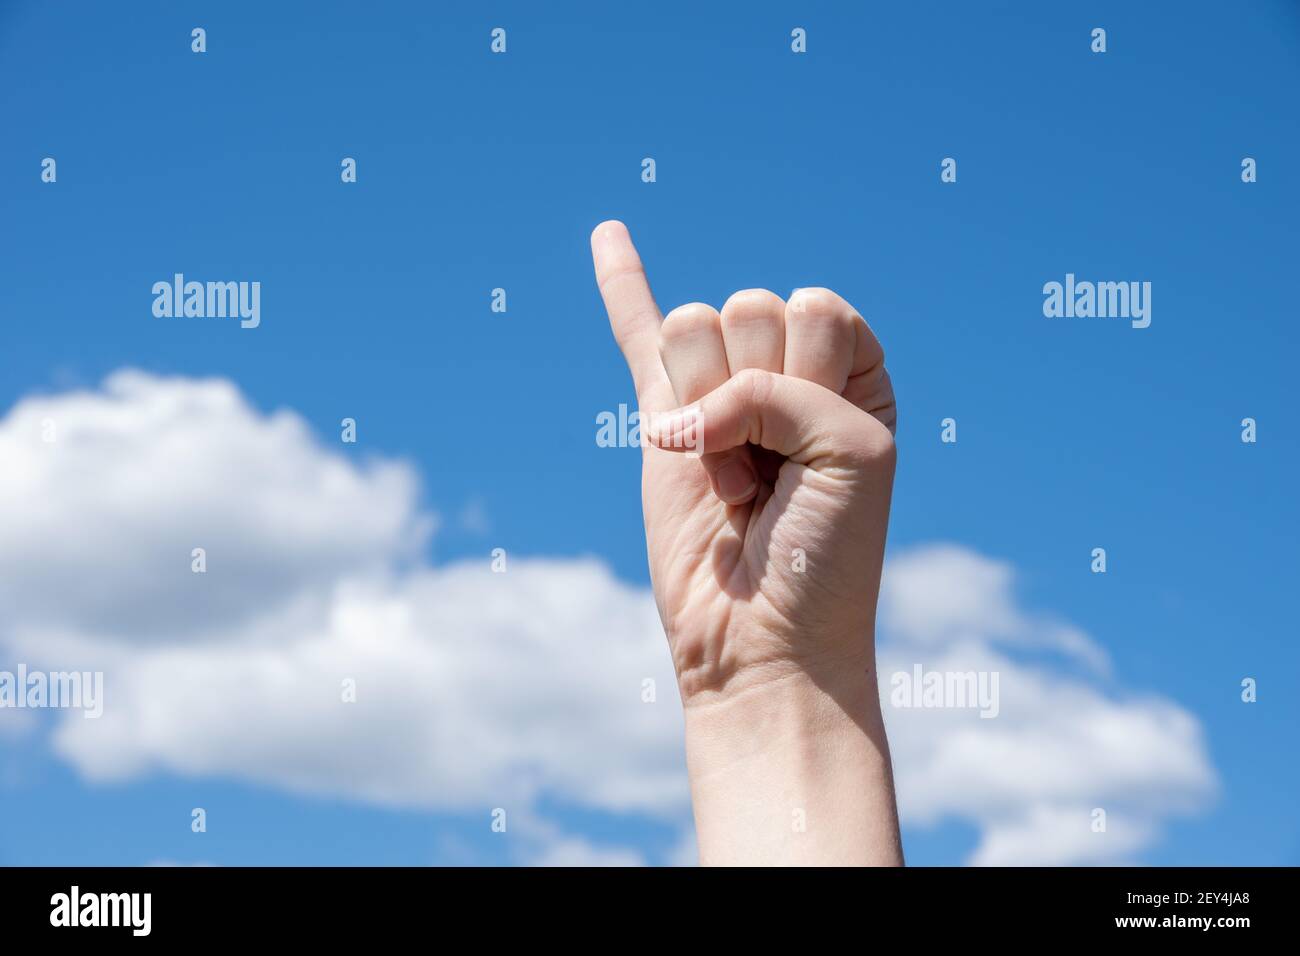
[{"xmin": 682, "ymin": 657, "xmax": 904, "ymax": 866}]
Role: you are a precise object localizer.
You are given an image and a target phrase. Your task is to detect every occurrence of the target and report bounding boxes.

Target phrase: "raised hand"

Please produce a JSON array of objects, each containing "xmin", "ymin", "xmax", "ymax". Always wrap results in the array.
[{"xmin": 591, "ymin": 220, "xmax": 903, "ymax": 865}]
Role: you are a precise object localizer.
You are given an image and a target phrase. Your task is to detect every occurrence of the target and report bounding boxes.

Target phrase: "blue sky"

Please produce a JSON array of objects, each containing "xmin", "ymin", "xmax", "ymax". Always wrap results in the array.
[{"xmin": 0, "ymin": 1, "xmax": 1296, "ymax": 866}]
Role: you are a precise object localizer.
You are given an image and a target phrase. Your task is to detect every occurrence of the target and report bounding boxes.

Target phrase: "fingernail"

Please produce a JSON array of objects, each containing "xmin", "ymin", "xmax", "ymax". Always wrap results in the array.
[{"xmin": 715, "ymin": 460, "xmax": 756, "ymax": 503}]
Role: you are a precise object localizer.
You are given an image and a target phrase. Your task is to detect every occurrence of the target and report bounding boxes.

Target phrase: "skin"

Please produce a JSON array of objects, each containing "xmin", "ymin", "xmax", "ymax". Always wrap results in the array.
[{"xmin": 590, "ymin": 220, "xmax": 904, "ymax": 866}]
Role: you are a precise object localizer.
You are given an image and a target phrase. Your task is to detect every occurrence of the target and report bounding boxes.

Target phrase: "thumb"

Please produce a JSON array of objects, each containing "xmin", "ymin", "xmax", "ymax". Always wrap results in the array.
[
  {"xmin": 646, "ymin": 369, "xmax": 892, "ymax": 471},
  {"xmin": 699, "ymin": 447, "xmax": 760, "ymax": 506}
]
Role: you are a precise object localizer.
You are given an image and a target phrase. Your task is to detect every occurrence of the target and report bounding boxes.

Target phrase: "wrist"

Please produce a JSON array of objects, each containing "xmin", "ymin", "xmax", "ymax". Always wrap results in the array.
[{"xmin": 680, "ymin": 654, "xmax": 904, "ymax": 866}]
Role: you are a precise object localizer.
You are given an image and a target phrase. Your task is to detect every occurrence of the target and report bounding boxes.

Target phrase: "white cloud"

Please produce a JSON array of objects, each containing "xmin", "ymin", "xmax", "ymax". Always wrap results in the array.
[
  {"xmin": 519, "ymin": 814, "xmax": 648, "ymax": 867},
  {"xmin": 880, "ymin": 544, "xmax": 1110, "ymax": 673},
  {"xmin": 0, "ymin": 372, "xmax": 1216, "ymax": 866},
  {"xmin": 0, "ymin": 370, "xmax": 430, "ymax": 643},
  {"xmin": 0, "ymin": 373, "xmax": 684, "ymax": 821},
  {"xmin": 44, "ymin": 562, "xmax": 686, "ymax": 817},
  {"xmin": 877, "ymin": 544, "xmax": 1216, "ymax": 864},
  {"xmin": 965, "ymin": 805, "xmax": 1153, "ymax": 867}
]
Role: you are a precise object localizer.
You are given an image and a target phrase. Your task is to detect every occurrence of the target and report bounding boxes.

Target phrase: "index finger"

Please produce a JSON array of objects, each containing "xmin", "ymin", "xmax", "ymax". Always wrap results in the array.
[{"xmin": 591, "ymin": 220, "xmax": 673, "ymax": 409}]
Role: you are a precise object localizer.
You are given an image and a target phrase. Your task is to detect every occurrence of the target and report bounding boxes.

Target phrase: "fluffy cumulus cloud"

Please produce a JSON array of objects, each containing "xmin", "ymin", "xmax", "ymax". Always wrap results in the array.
[
  {"xmin": 877, "ymin": 546, "xmax": 1216, "ymax": 865},
  {"xmin": 0, "ymin": 372, "xmax": 1216, "ymax": 865},
  {"xmin": 0, "ymin": 371, "xmax": 685, "ymax": 864},
  {"xmin": 0, "ymin": 370, "xmax": 429, "ymax": 643}
]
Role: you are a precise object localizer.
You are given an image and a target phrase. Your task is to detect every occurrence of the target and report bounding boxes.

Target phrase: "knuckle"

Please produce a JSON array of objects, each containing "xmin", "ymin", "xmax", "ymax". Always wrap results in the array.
[
  {"xmin": 596, "ymin": 262, "xmax": 646, "ymax": 297},
  {"xmin": 859, "ymin": 321, "xmax": 886, "ymax": 368},
  {"xmin": 848, "ymin": 412, "xmax": 897, "ymax": 467},
  {"xmin": 871, "ymin": 428, "xmax": 898, "ymax": 465},
  {"xmin": 731, "ymin": 366, "xmax": 775, "ymax": 408},
  {"xmin": 788, "ymin": 287, "xmax": 841, "ymax": 318},
  {"xmin": 659, "ymin": 301, "xmax": 720, "ymax": 344},
  {"xmin": 721, "ymin": 288, "xmax": 784, "ymax": 323}
]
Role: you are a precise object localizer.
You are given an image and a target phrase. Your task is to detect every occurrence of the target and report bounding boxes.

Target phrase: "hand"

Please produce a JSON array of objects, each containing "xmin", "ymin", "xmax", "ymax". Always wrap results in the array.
[
  {"xmin": 591, "ymin": 220, "xmax": 904, "ymax": 865},
  {"xmin": 591, "ymin": 220, "xmax": 897, "ymax": 702}
]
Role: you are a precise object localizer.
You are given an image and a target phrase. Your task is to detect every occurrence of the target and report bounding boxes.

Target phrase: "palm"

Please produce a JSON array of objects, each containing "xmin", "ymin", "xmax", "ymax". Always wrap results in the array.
[{"xmin": 641, "ymin": 421, "xmax": 891, "ymax": 696}]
